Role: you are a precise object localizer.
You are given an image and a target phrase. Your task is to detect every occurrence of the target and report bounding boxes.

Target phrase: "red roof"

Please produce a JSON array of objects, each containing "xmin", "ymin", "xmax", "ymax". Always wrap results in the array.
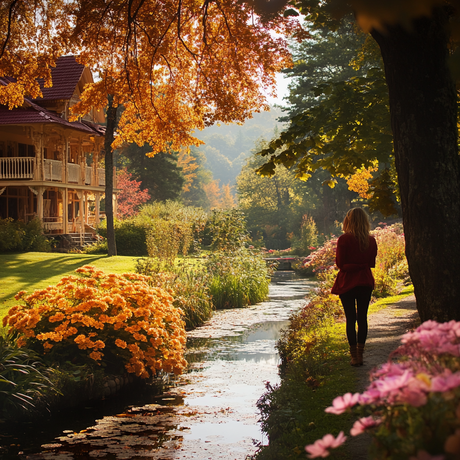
[
  {"xmin": 0, "ymin": 57, "xmax": 104, "ymax": 135},
  {"xmin": 33, "ymin": 56, "xmax": 85, "ymax": 102},
  {"xmin": 0, "ymin": 103, "xmax": 104, "ymax": 135}
]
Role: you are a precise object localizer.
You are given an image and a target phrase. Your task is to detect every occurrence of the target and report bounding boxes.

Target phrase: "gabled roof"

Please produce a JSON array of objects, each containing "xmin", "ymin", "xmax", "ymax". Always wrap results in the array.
[
  {"xmin": 32, "ymin": 56, "xmax": 85, "ymax": 102},
  {"xmin": 0, "ymin": 57, "xmax": 105, "ymax": 135},
  {"xmin": 0, "ymin": 97, "xmax": 104, "ymax": 135}
]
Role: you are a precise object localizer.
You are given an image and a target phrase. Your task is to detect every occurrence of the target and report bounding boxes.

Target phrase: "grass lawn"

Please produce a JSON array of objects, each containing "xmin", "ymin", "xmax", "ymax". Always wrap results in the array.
[{"xmin": 0, "ymin": 252, "xmax": 141, "ymax": 320}]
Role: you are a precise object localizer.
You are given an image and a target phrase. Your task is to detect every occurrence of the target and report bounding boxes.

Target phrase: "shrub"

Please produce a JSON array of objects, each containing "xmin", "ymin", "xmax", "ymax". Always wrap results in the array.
[
  {"xmin": 372, "ymin": 223, "xmax": 409, "ymax": 297},
  {"xmin": 202, "ymin": 209, "xmax": 250, "ymax": 251},
  {"xmin": 3, "ymin": 266, "xmax": 187, "ymax": 378},
  {"xmin": 97, "ymin": 219, "xmax": 147, "ymax": 256},
  {"xmin": 136, "ymin": 258, "xmax": 214, "ymax": 330},
  {"xmin": 0, "ymin": 217, "xmax": 51, "ymax": 253},
  {"xmin": 205, "ymin": 248, "xmax": 271, "ymax": 309},
  {"xmin": 139, "ymin": 201, "xmax": 207, "ymax": 255},
  {"xmin": 306, "ymin": 319, "xmax": 460, "ymax": 460},
  {"xmin": 0, "ymin": 336, "xmax": 57, "ymax": 420}
]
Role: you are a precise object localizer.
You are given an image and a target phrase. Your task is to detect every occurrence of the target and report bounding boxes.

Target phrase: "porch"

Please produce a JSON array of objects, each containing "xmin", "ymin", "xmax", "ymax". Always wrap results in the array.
[{"xmin": 0, "ymin": 157, "xmax": 107, "ymax": 186}]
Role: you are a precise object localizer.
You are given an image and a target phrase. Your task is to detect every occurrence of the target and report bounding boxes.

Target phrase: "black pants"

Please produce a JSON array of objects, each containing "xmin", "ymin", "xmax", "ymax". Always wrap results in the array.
[{"xmin": 339, "ymin": 285, "xmax": 373, "ymax": 346}]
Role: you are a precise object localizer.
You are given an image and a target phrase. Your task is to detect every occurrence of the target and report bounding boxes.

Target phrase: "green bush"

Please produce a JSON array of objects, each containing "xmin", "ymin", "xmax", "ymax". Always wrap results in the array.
[
  {"xmin": 0, "ymin": 218, "xmax": 51, "ymax": 253},
  {"xmin": 205, "ymin": 248, "xmax": 271, "ymax": 309},
  {"xmin": 98, "ymin": 218, "xmax": 148, "ymax": 256},
  {"xmin": 202, "ymin": 209, "xmax": 250, "ymax": 251},
  {"xmin": 0, "ymin": 336, "xmax": 58, "ymax": 420},
  {"xmin": 136, "ymin": 258, "xmax": 214, "ymax": 330}
]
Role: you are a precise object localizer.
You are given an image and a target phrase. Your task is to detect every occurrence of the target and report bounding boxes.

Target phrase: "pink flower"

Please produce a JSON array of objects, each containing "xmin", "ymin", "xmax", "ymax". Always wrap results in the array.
[
  {"xmin": 431, "ymin": 371, "xmax": 460, "ymax": 392},
  {"xmin": 409, "ymin": 450, "xmax": 445, "ymax": 460},
  {"xmin": 325, "ymin": 393, "xmax": 360, "ymax": 415},
  {"xmin": 374, "ymin": 370, "xmax": 412, "ymax": 396},
  {"xmin": 350, "ymin": 416, "xmax": 381, "ymax": 436},
  {"xmin": 305, "ymin": 431, "xmax": 347, "ymax": 458}
]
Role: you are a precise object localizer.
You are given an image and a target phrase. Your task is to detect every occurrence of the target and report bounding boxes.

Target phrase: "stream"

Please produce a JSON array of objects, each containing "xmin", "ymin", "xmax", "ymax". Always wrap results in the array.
[{"xmin": 2, "ymin": 272, "xmax": 314, "ymax": 460}]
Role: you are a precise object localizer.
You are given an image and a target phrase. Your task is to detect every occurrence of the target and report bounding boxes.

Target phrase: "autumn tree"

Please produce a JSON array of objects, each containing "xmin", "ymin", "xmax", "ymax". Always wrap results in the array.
[
  {"xmin": 120, "ymin": 143, "xmax": 184, "ymax": 202},
  {"xmin": 1, "ymin": 0, "xmax": 303, "ymax": 256},
  {"xmin": 116, "ymin": 168, "xmax": 151, "ymax": 218}
]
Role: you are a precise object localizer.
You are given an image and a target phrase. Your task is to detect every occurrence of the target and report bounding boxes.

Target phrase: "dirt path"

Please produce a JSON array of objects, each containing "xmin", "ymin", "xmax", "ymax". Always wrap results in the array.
[{"xmin": 346, "ymin": 295, "xmax": 420, "ymax": 459}]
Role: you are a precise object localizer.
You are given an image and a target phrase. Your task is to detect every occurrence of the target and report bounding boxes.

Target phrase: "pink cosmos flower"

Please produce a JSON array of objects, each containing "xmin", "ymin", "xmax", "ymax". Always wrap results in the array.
[
  {"xmin": 350, "ymin": 416, "xmax": 381, "ymax": 436},
  {"xmin": 374, "ymin": 370, "xmax": 412, "ymax": 395},
  {"xmin": 409, "ymin": 450, "xmax": 445, "ymax": 460},
  {"xmin": 325, "ymin": 393, "xmax": 360, "ymax": 415},
  {"xmin": 305, "ymin": 431, "xmax": 347, "ymax": 458},
  {"xmin": 431, "ymin": 371, "xmax": 460, "ymax": 392}
]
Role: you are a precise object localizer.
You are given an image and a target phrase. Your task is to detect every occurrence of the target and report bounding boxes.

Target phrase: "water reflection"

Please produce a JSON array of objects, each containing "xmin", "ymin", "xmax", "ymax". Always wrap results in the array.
[{"xmin": 8, "ymin": 272, "xmax": 313, "ymax": 460}]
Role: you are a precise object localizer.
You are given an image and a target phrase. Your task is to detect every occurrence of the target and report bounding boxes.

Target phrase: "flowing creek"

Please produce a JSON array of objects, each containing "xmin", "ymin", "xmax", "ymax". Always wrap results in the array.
[{"xmin": 2, "ymin": 272, "xmax": 314, "ymax": 460}]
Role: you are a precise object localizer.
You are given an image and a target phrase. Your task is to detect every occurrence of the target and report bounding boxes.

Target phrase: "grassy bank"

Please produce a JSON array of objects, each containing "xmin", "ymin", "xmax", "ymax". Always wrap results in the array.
[
  {"xmin": 0, "ymin": 253, "xmax": 140, "ymax": 320},
  {"xmin": 254, "ymin": 285, "xmax": 415, "ymax": 460}
]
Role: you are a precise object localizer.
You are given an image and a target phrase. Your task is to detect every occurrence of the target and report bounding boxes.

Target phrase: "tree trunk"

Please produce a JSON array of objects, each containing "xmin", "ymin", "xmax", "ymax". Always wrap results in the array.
[
  {"xmin": 371, "ymin": 7, "xmax": 460, "ymax": 322},
  {"xmin": 104, "ymin": 95, "xmax": 118, "ymax": 257}
]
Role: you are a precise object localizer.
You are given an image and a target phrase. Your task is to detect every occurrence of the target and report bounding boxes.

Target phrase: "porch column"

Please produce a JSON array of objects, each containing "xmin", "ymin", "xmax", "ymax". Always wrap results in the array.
[
  {"xmin": 36, "ymin": 187, "xmax": 45, "ymax": 221},
  {"xmin": 85, "ymin": 191, "xmax": 89, "ymax": 224},
  {"xmin": 76, "ymin": 190, "xmax": 84, "ymax": 246},
  {"xmin": 60, "ymin": 188, "xmax": 68, "ymax": 234},
  {"xmin": 95, "ymin": 193, "xmax": 101, "ymax": 225}
]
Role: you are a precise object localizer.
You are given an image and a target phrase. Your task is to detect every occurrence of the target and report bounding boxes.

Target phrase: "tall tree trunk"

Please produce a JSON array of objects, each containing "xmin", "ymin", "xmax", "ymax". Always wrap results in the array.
[
  {"xmin": 371, "ymin": 7, "xmax": 460, "ymax": 322},
  {"xmin": 104, "ymin": 95, "xmax": 118, "ymax": 257}
]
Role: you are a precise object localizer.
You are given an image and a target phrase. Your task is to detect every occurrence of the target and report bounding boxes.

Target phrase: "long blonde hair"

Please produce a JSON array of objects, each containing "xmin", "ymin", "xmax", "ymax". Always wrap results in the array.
[{"xmin": 342, "ymin": 208, "xmax": 371, "ymax": 251}]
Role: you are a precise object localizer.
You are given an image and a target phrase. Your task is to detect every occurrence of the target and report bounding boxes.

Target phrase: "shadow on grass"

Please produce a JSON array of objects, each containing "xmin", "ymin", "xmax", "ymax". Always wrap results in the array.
[{"xmin": 0, "ymin": 253, "xmax": 107, "ymax": 305}]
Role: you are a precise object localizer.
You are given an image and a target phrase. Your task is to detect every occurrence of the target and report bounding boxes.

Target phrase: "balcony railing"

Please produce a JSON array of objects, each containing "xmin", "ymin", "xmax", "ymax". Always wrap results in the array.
[
  {"xmin": 0, "ymin": 157, "xmax": 34, "ymax": 179},
  {"xmin": 44, "ymin": 159, "xmax": 63, "ymax": 181},
  {"xmin": 0, "ymin": 157, "xmax": 108, "ymax": 187}
]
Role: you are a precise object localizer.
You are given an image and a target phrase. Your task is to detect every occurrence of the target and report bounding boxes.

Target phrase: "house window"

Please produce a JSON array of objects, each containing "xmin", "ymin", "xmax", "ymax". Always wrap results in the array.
[
  {"xmin": 0, "ymin": 141, "xmax": 4, "ymax": 157},
  {"xmin": 6, "ymin": 141, "xmax": 16, "ymax": 157},
  {"xmin": 18, "ymin": 143, "xmax": 35, "ymax": 157}
]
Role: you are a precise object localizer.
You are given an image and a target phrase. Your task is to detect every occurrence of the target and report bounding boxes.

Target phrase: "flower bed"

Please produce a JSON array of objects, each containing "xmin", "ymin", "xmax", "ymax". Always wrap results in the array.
[
  {"xmin": 306, "ymin": 320, "xmax": 460, "ymax": 460},
  {"xmin": 3, "ymin": 265, "xmax": 187, "ymax": 379}
]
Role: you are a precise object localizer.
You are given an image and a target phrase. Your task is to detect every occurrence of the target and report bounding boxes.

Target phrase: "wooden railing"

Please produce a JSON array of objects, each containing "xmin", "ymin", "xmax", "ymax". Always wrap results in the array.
[
  {"xmin": 98, "ymin": 168, "xmax": 105, "ymax": 186},
  {"xmin": 0, "ymin": 157, "xmax": 35, "ymax": 179},
  {"xmin": 44, "ymin": 159, "xmax": 63, "ymax": 181},
  {"xmin": 0, "ymin": 157, "xmax": 108, "ymax": 186},
  {"xmin": 67, "ymin": 163, "xmax": 81, "ymax": 183}
]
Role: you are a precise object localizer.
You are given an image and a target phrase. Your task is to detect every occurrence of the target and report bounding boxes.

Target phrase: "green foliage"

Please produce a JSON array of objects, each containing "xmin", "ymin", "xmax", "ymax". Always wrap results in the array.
[
  {"xmin": 372, "ymin": 223, "xmax": 409, "ymax": 297},
  {"xmin": 117, "ymin": 143, "xmax": 185, "ymax": 203},
  {"xmin": 141, "ymin": 201, "xmax": 207, "ymax": 262},
  {"xmin": 237, "ymin": 142, "xmax": 358, "ymax": 250},
  {"xmin": 203, "ymin": 209, "xmax": 250, "ymax": 252},
  {"xmin": 98, "ymin": 219, "xmax": 147, "ymax": 256},
  {"xmin": 290, "ymin": 215, "xmax": 319, "ymax": 255},
  {"xmin": 96, "ymin": 201, "xmax": 207, "ymax": 257},
  {"xmin": 255, "ymin": 330, "xmax": 355, "ymax": 460},
  {"xmin": 0, "ymin": 218, "xmax": 51, "ymax": 253},
  {"xmin": 0, "ymin": 336, "xmax": 57, "ymax": 420},
  {"xmin": 257, "ymin": 15, "xmax": 397, "ymax": 216},
  {"xmin": 136, "ymin": 259, "xmax": 214, "ymax": 330},
  {"xmin": 205, "ymin": 248, "xmax": 270, "ymax": 309}
]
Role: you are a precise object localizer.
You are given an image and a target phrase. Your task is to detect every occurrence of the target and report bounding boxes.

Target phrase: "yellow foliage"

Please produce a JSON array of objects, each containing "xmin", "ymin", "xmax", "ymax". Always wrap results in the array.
[
  {"xmin": 0, "ymin": 0, "xmax": 301, "ymax": 154},
  {"xmin": 346, "ymin": 165, "xmax": 378, "ymax": 198}
]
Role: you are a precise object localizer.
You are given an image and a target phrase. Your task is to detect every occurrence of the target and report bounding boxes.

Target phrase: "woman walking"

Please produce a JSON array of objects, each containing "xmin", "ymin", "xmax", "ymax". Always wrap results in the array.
[{"xmin": 332, "ymin": 208, "xmax": 377, "ymax": 366}]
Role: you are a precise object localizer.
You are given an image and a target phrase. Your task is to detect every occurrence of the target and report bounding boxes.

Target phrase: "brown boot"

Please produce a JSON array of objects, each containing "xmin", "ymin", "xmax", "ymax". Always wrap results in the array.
[
  {"xmin": 356, "ymin": 343, "xmax": 365, "ymax": 366},
  {"xmin": 349, "ymin": 345, "xmax": 359, "ymax": 367}
]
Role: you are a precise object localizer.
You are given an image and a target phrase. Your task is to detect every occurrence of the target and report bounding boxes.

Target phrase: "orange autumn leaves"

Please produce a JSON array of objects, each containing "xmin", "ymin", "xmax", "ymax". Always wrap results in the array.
[{"xmin": 2, "ymin": 266, "xmax": 187, "ymax": 378}]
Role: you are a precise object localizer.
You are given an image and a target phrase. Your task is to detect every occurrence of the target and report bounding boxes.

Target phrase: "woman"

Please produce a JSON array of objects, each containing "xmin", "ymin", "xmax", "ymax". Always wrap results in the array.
[{"xmin": 332, "ymin": 208, "xmax": 377, "ymax": 366}]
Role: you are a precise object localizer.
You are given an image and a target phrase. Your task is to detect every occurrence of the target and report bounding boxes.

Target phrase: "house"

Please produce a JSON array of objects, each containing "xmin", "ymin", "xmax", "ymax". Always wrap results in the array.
[{"xmin": 0, "ymin": 55, "xmax": 113, "ymax": 245}]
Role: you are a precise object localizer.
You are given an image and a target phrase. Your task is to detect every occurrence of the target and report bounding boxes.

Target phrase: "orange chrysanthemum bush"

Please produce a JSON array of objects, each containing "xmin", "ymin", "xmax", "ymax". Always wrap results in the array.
[{"xmin": 2, "ymin": 266, "xmax": 187, "ymax": 379}]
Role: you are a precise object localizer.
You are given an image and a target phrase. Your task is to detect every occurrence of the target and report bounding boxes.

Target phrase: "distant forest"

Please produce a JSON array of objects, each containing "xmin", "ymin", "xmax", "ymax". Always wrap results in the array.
[{"xmin": 194, "ymin": 106, "xmax": 286, "ymax": 186}]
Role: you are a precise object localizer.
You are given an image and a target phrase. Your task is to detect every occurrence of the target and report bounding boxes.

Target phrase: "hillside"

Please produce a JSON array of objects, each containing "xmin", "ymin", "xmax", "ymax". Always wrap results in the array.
[{"xmin": 194, "ymin": 106, "xmax": 286, "ymax": 186}]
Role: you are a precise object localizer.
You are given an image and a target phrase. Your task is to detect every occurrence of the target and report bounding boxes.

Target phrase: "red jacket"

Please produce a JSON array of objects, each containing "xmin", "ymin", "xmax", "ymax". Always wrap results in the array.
[{"xmin": 331, "ymin": 233, "xmax": 378, "ymax": 295}]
